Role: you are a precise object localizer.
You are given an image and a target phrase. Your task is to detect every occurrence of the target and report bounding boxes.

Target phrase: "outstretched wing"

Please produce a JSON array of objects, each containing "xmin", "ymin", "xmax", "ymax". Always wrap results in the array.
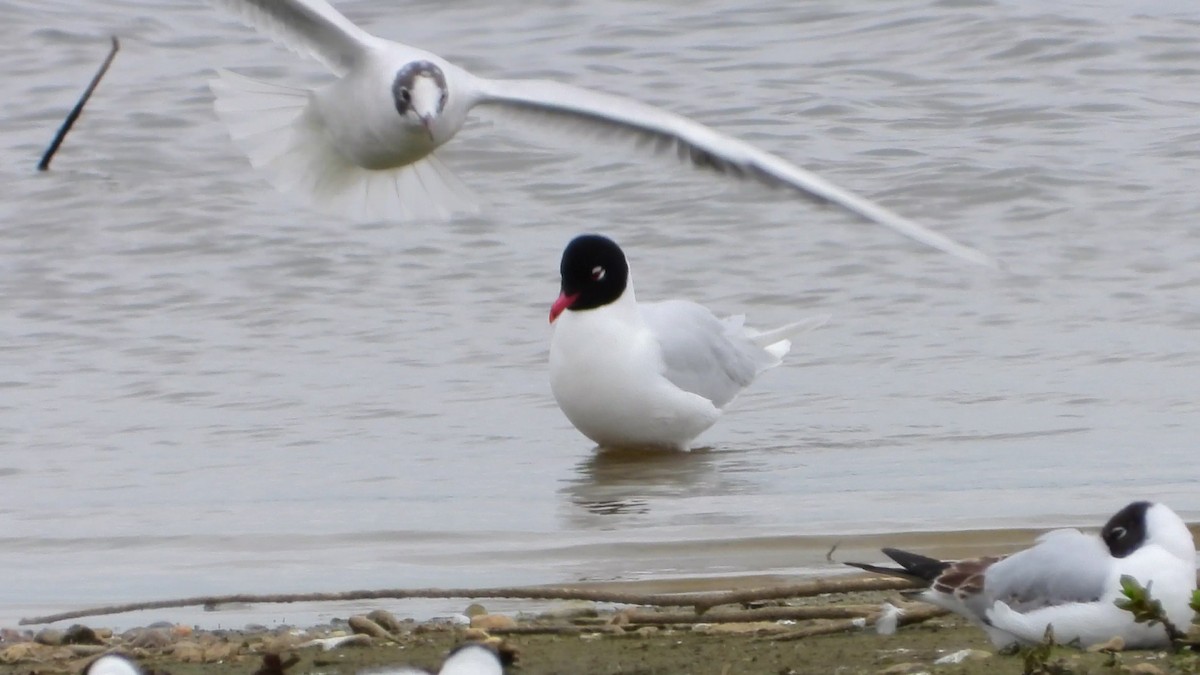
[
  {"xmin": 472, "ymin": 77, "xmax": 994, "ymax": 266},
  {"xmin": 212, "ymin": 0, "xmax": 380, "ymax": 74}
]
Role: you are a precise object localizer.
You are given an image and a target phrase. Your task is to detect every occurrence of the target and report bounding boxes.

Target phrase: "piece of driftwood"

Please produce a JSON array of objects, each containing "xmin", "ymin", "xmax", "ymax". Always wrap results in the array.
[
  {"xmin": 38, "ymin": 36, "xmax": 120, "ymax": 171},
  {"xmin": 618, "ymin": 604, "xmax": 883, "ymax": 625},
  {"xmin": 19, "ymin": 575, "xmax": 919, "ymax": 625}
]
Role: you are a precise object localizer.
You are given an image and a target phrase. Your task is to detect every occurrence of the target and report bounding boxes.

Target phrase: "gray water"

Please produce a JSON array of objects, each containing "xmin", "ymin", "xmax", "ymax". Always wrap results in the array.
[{"xmin": 3, "ymin": 0, "xmax": 1200, "ymax": 629}]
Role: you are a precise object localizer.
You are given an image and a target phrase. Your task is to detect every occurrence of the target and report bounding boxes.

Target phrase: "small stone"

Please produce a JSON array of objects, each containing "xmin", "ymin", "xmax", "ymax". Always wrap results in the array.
[
  {"xmin": 34, "ymin": 629, "xmax": 64, "ymax": 646},
  {"xmin": 1128, "ymin": 665, "xmax": 1167, "ymax": 675},
  {"xmin": 63, "ymin": 625, "xmax": 102, "ymax": 646},
  {"xmin": 348, "ymin": 616, "xmax": 394, "ymax": 640},
  {"xmin": 1088, "ymin": 636, "xmax": 1125, "ymax": 653},
  {"xmin": 590, "ymin": 625, "xmax": 625, "ymax": 636},
  {"xmin": 464, "ymin": 604, "xmax": 488, "ymax": 618},
  {"xmin": 94, "ymin": 629, "xmax": 113, "ymax": 640},
  {"xmin": 125, "ymin": 629, "xmax": 173, "ymax": 651},
  {"xmin": 365, "ymin": 610, "xmax": 405, "ymax": 635},
  {"xmin": 469, "ymin": 614, "xmax": 517, "ymax": 631},
  {"xmin": 635, "ymin": 627, "xmax": 659, "ymax": 637},
  {"xmin": 173, "ymin": 625, "xmax": 194, "ymax": 638}
]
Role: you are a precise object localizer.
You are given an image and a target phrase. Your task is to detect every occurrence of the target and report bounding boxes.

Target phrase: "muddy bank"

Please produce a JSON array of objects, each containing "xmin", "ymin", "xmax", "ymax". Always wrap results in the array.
[{"xmin": 2, "ymin": 590, "xmax": 1196, "ymax": 675}]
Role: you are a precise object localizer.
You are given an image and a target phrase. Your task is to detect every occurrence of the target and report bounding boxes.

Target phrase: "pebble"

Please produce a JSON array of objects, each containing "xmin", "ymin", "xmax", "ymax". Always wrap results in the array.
[
  {"xmin": 365, "ymin": 609, "xmax": 405, "ymax": 635},
  {"xmin": 464, "ymin": 603, "xmax": 488, "ymax": 618},
  {"xmin": 34, "ymin": 629, "xmax": 64, "ymax": 646},
  {"xmin": 67, "ymin": 645, "xmax": 108, "ymax": 657},
  {"xmin": 125, "ymin": 629, "xmax": 173, "ymax": 650},
  {"xmin": 1128, "ymin": 665, "xmax": 1167, "ymax": 675},
  {"xmin": 469, "ymin": 614, "xmax": 517, "ymax": 631},
  {"xmin": 348, "ymin": 616, "xmax": 395, "ymax": 640}
]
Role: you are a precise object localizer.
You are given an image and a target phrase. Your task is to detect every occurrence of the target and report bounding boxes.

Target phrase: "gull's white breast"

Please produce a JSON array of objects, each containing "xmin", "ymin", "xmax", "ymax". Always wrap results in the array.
[{"xmin": 549, "ymin": 304, "xmax": 720, "ymax": 450}]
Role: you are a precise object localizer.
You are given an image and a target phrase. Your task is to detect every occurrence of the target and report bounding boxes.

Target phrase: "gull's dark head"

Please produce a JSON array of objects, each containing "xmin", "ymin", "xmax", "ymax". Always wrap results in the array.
[
  {"xmin": 550, "ymin": 234, "xmax": 630, "ymax": 323},
  {"xmin": 1101, "ymin": 501, "xmax": 1151, "ymax": 558},
  {"xmin": 392, "ymin": 60, "xmax": 448, "ymax": 136},
  {"xmin": 1102, "ymin": 500, "xmax": 1194, "ymax": 562}
]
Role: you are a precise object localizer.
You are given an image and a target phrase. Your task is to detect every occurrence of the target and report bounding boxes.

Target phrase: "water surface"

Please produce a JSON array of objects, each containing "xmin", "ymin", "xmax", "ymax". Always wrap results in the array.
[{"xmin": 3, "ymin": 0, "xmax": 1199, "ymax": 628}]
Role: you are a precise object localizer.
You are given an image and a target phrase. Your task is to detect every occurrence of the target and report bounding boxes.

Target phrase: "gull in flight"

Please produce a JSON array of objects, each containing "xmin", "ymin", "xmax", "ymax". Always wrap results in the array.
[{"xmin": 209, "ymin": 0, "xmax": 993, "ymax": 266}]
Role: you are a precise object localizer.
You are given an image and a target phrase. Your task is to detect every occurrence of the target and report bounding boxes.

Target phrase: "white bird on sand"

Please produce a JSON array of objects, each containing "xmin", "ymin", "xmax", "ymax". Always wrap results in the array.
[
  {"xmin": 369, "ymin": 643, "xmax": 503, "ymax": 675},
  {"xmin": 208, "ymin": 0, "xmax": 992, "ymax": 266},
  {"xmin": 846, "ymin": 501, "xmax": 1197, "ymax": 649},
  {"xmin": 548, "ymin": 233, "xmax": 828, "ymax": 450},
  {"xmin": 83, "ymin": 655, "xmax": 143, "ymax": 675}
]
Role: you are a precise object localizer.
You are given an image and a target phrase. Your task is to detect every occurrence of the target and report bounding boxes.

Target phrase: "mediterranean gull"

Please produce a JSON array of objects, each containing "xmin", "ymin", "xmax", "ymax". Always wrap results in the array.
[{"xmin": 548, "ymin": 233, "xmax": 829, "ymax": 450}]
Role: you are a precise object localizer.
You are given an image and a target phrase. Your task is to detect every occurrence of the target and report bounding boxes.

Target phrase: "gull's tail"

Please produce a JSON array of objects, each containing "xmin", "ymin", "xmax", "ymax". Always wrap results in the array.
[
  {"xmin": 746, "ymin": 314, "xmax": 830, "ymax": 362},
  {"xmin": 209, "ymin": 69, "xmax": 477, "ymax": 222}
]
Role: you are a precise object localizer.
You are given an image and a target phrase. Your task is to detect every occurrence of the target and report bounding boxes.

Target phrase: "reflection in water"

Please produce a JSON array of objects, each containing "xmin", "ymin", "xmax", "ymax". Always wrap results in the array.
[{"xmin": 561, "ymin": 447, "xmax": 750, "ymax": 522}]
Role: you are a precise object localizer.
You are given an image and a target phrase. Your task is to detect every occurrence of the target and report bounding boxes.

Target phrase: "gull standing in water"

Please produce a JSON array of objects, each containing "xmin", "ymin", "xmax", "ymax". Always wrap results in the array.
[
  {"xmin": 548, "ymin": 234, "xmax": 829, "ymax": 450},
  {"xmin": 209, "ymin": 0, "xmax": 993, "ymax": 266},
  {"xmin": 846, "ymin": 501, "xmax": 1197, "ymax": 649}
]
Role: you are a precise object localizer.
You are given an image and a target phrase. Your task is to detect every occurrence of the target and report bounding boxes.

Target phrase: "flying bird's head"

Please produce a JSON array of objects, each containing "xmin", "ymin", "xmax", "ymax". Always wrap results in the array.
[
  {"xmin": 550, "ymin": 234, "xmax": 630, "ymax": 323},
  {"xmin": 392, "ymin": 61, "xmax": 448, "ymax": 139}
]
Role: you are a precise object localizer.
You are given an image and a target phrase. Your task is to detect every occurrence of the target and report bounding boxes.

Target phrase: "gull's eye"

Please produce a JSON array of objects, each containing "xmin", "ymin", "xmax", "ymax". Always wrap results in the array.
[
  {"xmin": 400, "ymin": 88, "xmax": 412, "ymax": 104},
  {"xmin": 1111, "ymin": 526, "xmax": 1127, "ymax": 540},
  {"xmin": 591, "ymin": 266, "xmax": 606, "ymax": 281}
]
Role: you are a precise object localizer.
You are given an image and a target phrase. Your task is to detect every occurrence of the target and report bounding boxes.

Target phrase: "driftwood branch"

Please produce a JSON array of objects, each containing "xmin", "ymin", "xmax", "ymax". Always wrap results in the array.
[
  {"xmin": 619, "ymin": 604, "xmax": 884, "ymax": 625},
  {"xmin": 20, "ymin": 575, "xmax": 919, "ymax": 626},
  {"xmin": 38, "ymin": 36, "xmax": 120, "ymax": 171}
]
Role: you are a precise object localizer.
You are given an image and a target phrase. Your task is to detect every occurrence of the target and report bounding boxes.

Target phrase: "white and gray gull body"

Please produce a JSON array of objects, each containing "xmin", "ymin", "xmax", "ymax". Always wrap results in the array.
[
  {"xmin": 548, "ymin": 234, "xmax": 828, "ymax": 450},
  {"xmin": 847, "ymin": 501, "xmax": 1197, "ymax": 649},
  {"xmin": 209, "ymin": 0, "xmax": 993, "ymax": 266}
]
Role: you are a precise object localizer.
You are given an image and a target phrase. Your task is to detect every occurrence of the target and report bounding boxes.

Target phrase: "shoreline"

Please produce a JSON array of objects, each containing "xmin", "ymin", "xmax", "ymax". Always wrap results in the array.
[{"xmin": 4, "ymin": 588, "xmax": 1194, "ymax": 675}]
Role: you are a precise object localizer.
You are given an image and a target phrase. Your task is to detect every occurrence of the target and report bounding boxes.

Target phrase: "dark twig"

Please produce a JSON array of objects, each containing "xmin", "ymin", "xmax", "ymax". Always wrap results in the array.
[
  {"xmin": 38, "ymin": 36, "xmax": 120, "ymax": 171},
  {"xmin": 19, "ymin": 575, "xmax": 920, "ymax": 625}
]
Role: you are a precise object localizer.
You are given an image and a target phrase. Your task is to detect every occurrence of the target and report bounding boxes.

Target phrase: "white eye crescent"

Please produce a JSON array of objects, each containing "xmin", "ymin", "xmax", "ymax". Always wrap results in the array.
[
  {"xmin": 591, "ymin": 266, "xmax": 605, "ymax": 281},
  {"xmin": 1111, "ymin": 526, "xmax": 1126, "ymax": 539}
]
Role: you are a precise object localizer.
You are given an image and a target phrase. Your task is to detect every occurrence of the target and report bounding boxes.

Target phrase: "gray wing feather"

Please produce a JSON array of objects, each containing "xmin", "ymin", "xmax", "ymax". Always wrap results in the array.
[
  {"xmin": 472, "ymin": 77, "xmax": 994, "ymax": 267},
  {"xmin": 983, "ymin": 529, "xmax": 1112, "ymax": 613},
  {"xmin": 213, "ymin": 0, "xmax": 376, "ymax": 74},
  {"xmin": 641, "ymin": 300, "xmax": 776, "ymax": 408}
]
